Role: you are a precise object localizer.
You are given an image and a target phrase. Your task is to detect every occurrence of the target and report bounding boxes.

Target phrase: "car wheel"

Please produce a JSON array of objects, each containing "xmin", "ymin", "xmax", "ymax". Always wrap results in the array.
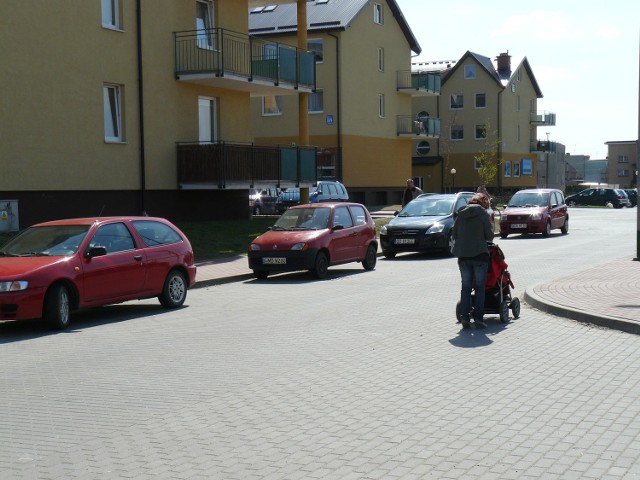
[
  {"xmin": 159, "ymin": 270, "xmax": 187, "ymax": 308},
  {"xmin": 560, "ymin": 217, "xmax": 569, "ymax": 234},
  {"xmin": 362, "ymin": 244, "xmax": 377, "ymax": 271},
  {"xmin": 568, "ymin": 201, "xmax": 577, "ymax": 207},
  {"xmin": 312, "ymin": 251, "xmax": 329, "ymax": 279},
  {"xmin": 500, "ymin": 232, "xmax": 508, "ymax": 239},
  {"xmin": 542, "ymin": 220, "xmax": 551, "ymax": 238},
  {"xmin": 44, "ymin": 284, "xmax": 71, "ymax": 330},
  {"xmin": 510, "ymin": 297, "xmax": 521, "ymax": 319},
  {"xmin": 446, "ymin": 231, "xmax": 455, "ymax": 256},
  {"xmin": 253, "ymin": 270, "xmax": 269, "ymax": 279},
  {"xmin": 383, "ymin": 251, "xmax": 396, "ymax": 259},
  {"xmin": 499, "ymin": 300, "xmax": 510, "ymax": 323}
]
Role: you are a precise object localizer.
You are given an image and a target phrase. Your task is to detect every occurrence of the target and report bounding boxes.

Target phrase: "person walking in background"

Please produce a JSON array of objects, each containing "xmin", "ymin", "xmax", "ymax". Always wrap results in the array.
[
  {"xmin": 452, "ymin": 193, "xmax": 494, "ymax": 329},
  {"xmin": 402, "ymin": 179, "xmax": 423, "ymax": 207}
]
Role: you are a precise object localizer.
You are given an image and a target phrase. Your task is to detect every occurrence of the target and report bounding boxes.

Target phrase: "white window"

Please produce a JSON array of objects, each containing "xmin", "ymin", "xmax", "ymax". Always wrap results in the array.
[
  {"xmin": 101, "ymin": 0, "xmax": 122, "ymax": 30},
  {"xmin": 504, "ymin": 161, "xmax": 511, "ymax": 177},
  {"xmin": 103, "ymin": 84, "xmax": 123, "ymax": 142},
  {"xmin": 308, "ymin": 39, "xmax": 323, "ymax": 63},
  {"xmin": 516, "ymin": 95, "xmax": 521, "ymax": 112},
  {"xmin": 308, "ymin": 90, "xmax": 324, "ymax": 113},
  {"xmin": 475, "ymin": 93, "xmax": 486, "ymax": 108},
  {"xmin": 451, "ymin": 125, "xmax": 463, "ymax": 140},
  {"xmin": 198, "ymin": 97, "xmax": 217, "ymax": 142},
  {"xmin": 196, "ymin": 0, "xmax": 215, "ymax": 49},
  {"xmin": 262, "ymin": 95, "xmax": 282, "ymax": 116},
  {"xmin": 373, "ymin": 3, "xmax": 383, "ymax": 24},
  {"xmin": 513, "ymin": 161, "xmax": 520, "ymax": 177},
  {"xmin": 377, "ymin": 48, "xmax": 384, "ymax": 71},
  {"xmin": 474, "ymin": 159, "xmax": 481, "ymax": 170},
  {"xmin": 618, "ymin": 155, "xmax": 629, "ymax": 163},
  {"xmin": 475, "ymin": 125, "xmax": 486, "ymax": 140},
  {"xmin": 618, "ymin": 169, "xmax": 630, "ymax": 177},
  {"xmin": 378, "ymin": 94, "xmax": 385, "ymax": 118},
  {"xmin": 450, "ymin": 94, "xmax": 463, "ymax": 109},
  {"xmin": 464, "ymin": 65, "xmax": 476, "ymax": 79}
]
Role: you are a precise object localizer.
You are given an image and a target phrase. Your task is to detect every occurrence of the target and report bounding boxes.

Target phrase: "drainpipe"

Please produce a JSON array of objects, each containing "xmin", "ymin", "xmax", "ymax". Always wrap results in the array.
[
  {"xmin": 136, "ymin": 0, "xmax": 147, "ymax": 214},
  {"xmin": 328, "ymin": 32, "xmax": 341, "ymax": 180}
]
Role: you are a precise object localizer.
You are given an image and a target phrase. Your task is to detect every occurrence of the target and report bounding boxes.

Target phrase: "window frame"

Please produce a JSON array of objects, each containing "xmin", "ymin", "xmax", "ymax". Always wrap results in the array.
[
  {"xmin": 450, "ymin": 94, "xmax": 464, "ymax": 110},
  {"xmin": 475, "ymin": 93, "xmax": 486, "ymax": 109},
  {"xmin": 262, "ymin": 95, "xmax": 283, "ymax": 116},
  {"xmin": 308, "ymin": 90, "xmax": 324, "ymax": 114},
  {"xmin": 504, "ymin": 161, "xmax": 512, "ymax": 177},
  {"xmin": 378, "ymin": 94, "xmax": 385, "ymax": 118},
  {"xmin": 103, "ymin": 84, "xmax": 123, "ymax": 143},
  {"xmin": 464, "ymin": 65, "xmax": 476, "ymax": 79},
  {"xmin": 373, "ymin": 3, "xmax": 383, "ymax": 24},
  {"xmin": 307, "ymin": 38, "xmax": 323, "ymax": 63},
  {"xmin": 451, "ymin": 124, "xmax": 464, "ymax": 141},
  {"xmin": 474, "ymin": 124, "xmax": 487, "ymax": 140},
  {"xmin": 101, "ymin": 0, "xmax": 123, "ymax": 30},
  {"xmin": 377, "ymin": 47, "xmax": 384, "ymax": 72},
  {"xmin": 196, "ymin": 0, "xmax": 216, "ymax": 50},
  {"xmin": 513, "ymin": 161, "xmax": 521, "ymax": 177}
]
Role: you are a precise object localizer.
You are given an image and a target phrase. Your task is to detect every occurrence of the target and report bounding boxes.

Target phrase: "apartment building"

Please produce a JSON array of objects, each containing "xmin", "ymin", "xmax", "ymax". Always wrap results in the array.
[
  {"xmin": 248, "ymin": 0, "xmax": 436, "ymax": 205},
  {"xmin": 410, "ymin": 51, "xmax": 555, "ymax": 195},
  {"xmin": 0, "ymin": 0, "xmax": 316, "ymax": 228},
  {"xmin": 605, "ymin": 141, "xmax": 638, "ymax": 188}
]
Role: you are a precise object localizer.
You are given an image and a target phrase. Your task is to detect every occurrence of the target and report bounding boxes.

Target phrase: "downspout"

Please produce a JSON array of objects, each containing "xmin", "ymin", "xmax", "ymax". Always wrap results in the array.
[
  {"xmin": 328, "ymin": 32, "xmax": 341, "ymax": 180},
  {"xmin": 136, "ymin": 0, "xmax": 147, "ymax": 214}
]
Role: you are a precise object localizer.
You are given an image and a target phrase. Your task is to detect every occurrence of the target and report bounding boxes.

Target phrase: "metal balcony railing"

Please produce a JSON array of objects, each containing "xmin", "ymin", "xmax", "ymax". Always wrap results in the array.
[
  {"xmin": 397, "ymin": 116, "xmax": 441, "ymax": 137},
  {"xmin": 530, "ymin": 111, "xmax": 556, "ymax": 126},
  {"xmin": 177, "ymin": 141, "xmax": 317, "ymax": 188},
  {"xmin": 397, "ymin": 71, "xmax": 441, "ymax": 94},
  {"xmin": 174, "ymin": 28, "xmax": 316, "ymax": 90}
]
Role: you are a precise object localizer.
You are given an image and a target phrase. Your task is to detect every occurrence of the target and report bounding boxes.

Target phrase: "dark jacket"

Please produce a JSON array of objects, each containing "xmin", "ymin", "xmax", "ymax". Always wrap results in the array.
[{"xmin": 451, "ymin": 204, "xmax": 493, "ymax": 258}]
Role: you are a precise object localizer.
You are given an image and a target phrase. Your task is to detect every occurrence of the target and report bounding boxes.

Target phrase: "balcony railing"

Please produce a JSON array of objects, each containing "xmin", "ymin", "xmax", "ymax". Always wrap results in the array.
[
  {"xmin": 177, "ymin": 141, "xmax": 317, "ymax": 188},
  {"xmin": 397, "ymin": 116, "xmax": 441, "ymax": 137},
  {"xmin": 397, "ymin": 71, "xmax": 441, "ymax": 95},
  {"xmin": 531, "ymin": 140, "xmax": 560, "ymax": 152},
  {"xmin": 530, "ymin": 111, "xmax": 556, "ymax": 126},
  {"xmin": 174, "ymin": 28, "xmax": 316, "ymax": 92}
]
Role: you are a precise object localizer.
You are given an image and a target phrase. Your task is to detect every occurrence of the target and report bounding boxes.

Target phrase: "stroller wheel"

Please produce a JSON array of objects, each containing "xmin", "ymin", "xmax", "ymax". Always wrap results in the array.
[
  {"xmin": 499, "ymin": 300, "xmax": 510, "ymax": 323},
  {"xmin": 510, "ymin": 297, "xmax": 521, "ymax": 319}
]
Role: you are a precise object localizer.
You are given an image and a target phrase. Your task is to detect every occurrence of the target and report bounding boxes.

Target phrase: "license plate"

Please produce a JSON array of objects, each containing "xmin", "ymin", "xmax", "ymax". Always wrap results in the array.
[
  {"xmin": 263, "ymin": 257, "xmax": 286, "ymax": 265},
  {"xmin": 512, "ymin": 223, "xmax": 527, "ymax": 228},
  {"xmin": 395, "ymin": 238, "xmax": 415, "ymax": 245}
]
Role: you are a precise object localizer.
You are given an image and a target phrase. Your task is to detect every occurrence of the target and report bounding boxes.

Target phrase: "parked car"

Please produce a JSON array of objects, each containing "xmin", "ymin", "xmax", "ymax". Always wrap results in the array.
[
  {"xmin": 565, "ymin": 188, "xmax": 631, "ymax": 208},
  {"xmin": 248, "ymin": 203, "xmax": 377, "ymax": 279},
  {"xmin": 380, "ymin": 192, "xmax": 474, "ymax": 258},
  {"xmin": 309, "ymin": 181, "xmax": 349, "ymax": 203},
  {"xmin": 275, "ymin": 188, "xmax": 301, "ymax": 213},
  {"xmin": 624, "ymin": 188, "xmax": 637, "ymax": 207},
  {"xmin": 250, "ymin": 187, "xmax": 281, "ymax": 215},
  {"xmin": 499, "ymin": 189, "xmax": 569, "ymax": 238},
  {"xmin": 0, "ymin": 216, "xmax": 196, "ymax": 329}
]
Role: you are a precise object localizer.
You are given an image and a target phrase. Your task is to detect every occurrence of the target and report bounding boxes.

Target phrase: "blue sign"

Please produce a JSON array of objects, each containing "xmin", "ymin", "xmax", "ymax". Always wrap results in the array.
[{"xmin": 326, "ymin": 115, "xmax": 334, "ymax": 125}]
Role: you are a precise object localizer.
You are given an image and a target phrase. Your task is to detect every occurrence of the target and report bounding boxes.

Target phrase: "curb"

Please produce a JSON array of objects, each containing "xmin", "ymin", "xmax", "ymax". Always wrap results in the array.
[{"xmin": 523, "ymin": 286, "xmax": 640, "ymax": 336}]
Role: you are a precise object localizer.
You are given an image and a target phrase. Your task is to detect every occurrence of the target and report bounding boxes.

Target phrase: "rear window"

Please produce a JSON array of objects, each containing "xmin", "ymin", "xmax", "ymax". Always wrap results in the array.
[{"xmin": 132, "ymin": 220, "xmax": 182, "ymax": 247}]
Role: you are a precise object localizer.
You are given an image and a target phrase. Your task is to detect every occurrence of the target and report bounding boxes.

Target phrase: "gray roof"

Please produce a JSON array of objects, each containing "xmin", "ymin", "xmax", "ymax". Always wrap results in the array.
[{"xmin": 249, "ymin": 0, "xmax": 421, "ymax": 55}]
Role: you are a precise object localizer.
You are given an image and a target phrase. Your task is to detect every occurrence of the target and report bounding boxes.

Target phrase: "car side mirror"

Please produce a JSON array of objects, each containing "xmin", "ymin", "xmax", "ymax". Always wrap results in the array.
[
  {"xmin": 502, "ymin": 204, "xmax": 508, "ymax": 209},
  {"xmin": 86, "ymin": 246, "xmax": 107, "ymax": 258},
  {"xmin": 393, "ymin": 210, "xmax": 399, "ymax": 216},
  {"xmin": 332, "ymin": 224, "xmax": 345, "ymax": 231},
  {"xmin": 551, "ymin": 204, "xmax": 558, "ymax": 208}
]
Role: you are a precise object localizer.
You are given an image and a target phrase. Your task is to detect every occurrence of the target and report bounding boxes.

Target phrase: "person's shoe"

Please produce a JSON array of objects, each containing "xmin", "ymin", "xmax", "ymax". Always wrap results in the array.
[
  {"xmin": 461, "ymin": 320, "xmax": 471, "ymax": 329},
  {"xmin": 474, "ymin": 321, "xmax": 486, "ymax": 329}
]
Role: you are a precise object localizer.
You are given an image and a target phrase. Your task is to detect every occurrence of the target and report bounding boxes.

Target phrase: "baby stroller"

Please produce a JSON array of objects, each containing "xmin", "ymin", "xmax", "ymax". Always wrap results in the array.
[{"xmin": 456, "ymin": 243, "xmax": 520, "ymax": 324}]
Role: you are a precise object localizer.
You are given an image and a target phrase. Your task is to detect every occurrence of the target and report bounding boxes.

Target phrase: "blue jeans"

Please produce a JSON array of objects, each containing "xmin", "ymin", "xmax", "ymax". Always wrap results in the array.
[{"xmin": 458, "ymin": 258, "xmax": 489, "ymax": 322}]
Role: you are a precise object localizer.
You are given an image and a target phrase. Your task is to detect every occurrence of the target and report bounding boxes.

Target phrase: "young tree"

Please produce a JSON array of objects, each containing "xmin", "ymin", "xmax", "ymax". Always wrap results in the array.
[{"xmin": 473, "ymin": 120, "xmax": 501, "ymax": 188}]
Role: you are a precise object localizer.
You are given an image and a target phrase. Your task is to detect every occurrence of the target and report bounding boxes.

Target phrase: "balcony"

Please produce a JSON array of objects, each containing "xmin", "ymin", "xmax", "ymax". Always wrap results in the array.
[
  {"xmin": 174, "ymin": 28, "xmax": 316, "ymax": 95},
  {"xmin": 397, "ymin": 116, "xmax": 441, "ymax": 138},
  {"xmin": 530, "ymin": 111, "xmax": 556, "ymax": 126},
  {"xmin": 397, "ymin": 71, "xmax": 441, "ymax": 96},
  {"xmin": 531, "ymin": 140, "xmax": 561, "ymax": 152},
  {"xmin": 177, "ymin": 141, "xmax": 317, "ymax": 189}
]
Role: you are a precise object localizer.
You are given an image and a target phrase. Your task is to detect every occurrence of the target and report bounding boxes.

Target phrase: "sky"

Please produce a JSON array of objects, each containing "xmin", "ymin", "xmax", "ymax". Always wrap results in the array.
[{"xmin": 396, "ymin": 0, "xmax": 640, "ymax": 159}]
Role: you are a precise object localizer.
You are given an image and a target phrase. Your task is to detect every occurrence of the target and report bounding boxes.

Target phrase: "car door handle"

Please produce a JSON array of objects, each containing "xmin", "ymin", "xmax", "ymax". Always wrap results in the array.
[{"xmin": 133, "ymin": 255, "xmax": 143, "ymax": 262}]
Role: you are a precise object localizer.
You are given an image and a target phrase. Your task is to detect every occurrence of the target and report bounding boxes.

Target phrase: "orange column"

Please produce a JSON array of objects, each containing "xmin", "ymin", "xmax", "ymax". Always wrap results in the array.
[{"xmin": 297, "ymin": 0, "xmax": 309, "ymax": 147}]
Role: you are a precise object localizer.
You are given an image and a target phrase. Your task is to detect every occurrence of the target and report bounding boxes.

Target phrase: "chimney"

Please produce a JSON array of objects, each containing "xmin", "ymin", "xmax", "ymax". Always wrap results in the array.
[{"xmin": 496, "ymin": 51, "xmax": 511, "ymax": 76}]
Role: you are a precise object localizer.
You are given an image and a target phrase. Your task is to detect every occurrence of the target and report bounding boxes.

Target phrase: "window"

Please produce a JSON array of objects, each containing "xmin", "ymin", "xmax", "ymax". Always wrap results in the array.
[
  {"xmin": 196, "ymin": 0, "xmax": 215, "ymax": 49},
  {"xmin": 474, "ymin": 159, "xmax": 481, "ymax": 170},
  {"xmin": 378, "ymin": 94, "xmax": 385, "ymax": 118},
  {"xmin": 103, "ymin": 84, "xmax": 123, "ymax": 142},
  {"xmin": 307, "ymin": 39, "xmax": 323, "ymax": 63},
  {"xmin": 262, "ymin": 95, "xmax": 282, "ymax": 116},
  {"xmin": 504, "ymin": 161, "xmax": 511, "ymax": 177},
  {"xmin": 308, "ymin": 90, "xmax": 323, "ymax": 113},
  {"xmin": 516, "ymin": 95, "xmax": 521, "ymax": 112},
  {"xmin": 198, "ymin": 97, "xmax": 216, "ymax": 142},
  {"xmin": 334, "ymin": 206, "xmax": 354, "ymax": 228},
  {"xmin": 475, "ymin": 93, "xmax": 486, "ymax": 108},
  {"xmin": 475, "ymin": 125, "xmax": 486, "ymax": 140},
  {"xmin": 464, "ymin": 65, "xmax": 476, "ymax": 79},
  {"xmin": 618, "ymin": 169, "xmax": 630, "ymax": 177},
  {"xmin": 451, "ymin": 125, "xmax": 463, "ymax": 140},
  {"xmin": 513, "ymin": 161, "xmax": 520, "ymax": 177},
  {"xmin": 618, "ymin": 155, "xmax": 629, "ymax": 163},
  {"xmin": 450, "ymin": 94, "xmax": 464, "ymax": 109},
  {"xmin": 101, "ymin": 0, "xmax": 122, "ymax": 29},
  {"xmin": 378, "ymin": 48, "xmax": 384, "ymax": 71},
  {"xmin": 373, "ymin": 3, "xmax": 383, "ymax": 24},
  {"xmin": 349, "ymin": 205, "xmax": 368, "ymax": 226},
  {"xmin": 517, "ymin": 124, "xmax": 520, "ymax": 142},
  {"xmin": 132, "ymin": 220, "xmax": 183, "ymax": 247},
  {"xmin": 521, "ymin": 159, "xmax": 532, "ymax": 175},
  {"xmin": 90, "ymin": 223, "xmax": 134, "ymax": 254}
]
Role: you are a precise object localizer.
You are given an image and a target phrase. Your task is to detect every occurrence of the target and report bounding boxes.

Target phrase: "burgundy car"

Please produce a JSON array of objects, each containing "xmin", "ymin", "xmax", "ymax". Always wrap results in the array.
[
  {"xmin": 0, "ymin": 217, "xmax": 196, "ymax": 329},
  {"xmin": 248, "ymin": 203, "xmax": 377, "ymax": 279},
  {"xmin": 500, "ymin": 189, "xmax": 569, "ymax": 238}
]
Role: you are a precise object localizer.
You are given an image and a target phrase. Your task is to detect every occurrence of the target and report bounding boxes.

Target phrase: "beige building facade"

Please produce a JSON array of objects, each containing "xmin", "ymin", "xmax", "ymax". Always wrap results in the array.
[{"xmin": 605, "ymin": 141, "xmax": 638, "ymax": 188}]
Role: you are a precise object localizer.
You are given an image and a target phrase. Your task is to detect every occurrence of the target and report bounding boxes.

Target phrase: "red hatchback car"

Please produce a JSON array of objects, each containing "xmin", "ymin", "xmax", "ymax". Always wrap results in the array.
[
  {"xmin": 499, "ymin": 189, "xmax": 569, "ymax": 238},
  {"xmin": 0, "ymin": 217, "xmax": 196, "ymax": 329},
  {"xmin": 248, "ymin": 203, "xmax": 378, "ymax": 279}
]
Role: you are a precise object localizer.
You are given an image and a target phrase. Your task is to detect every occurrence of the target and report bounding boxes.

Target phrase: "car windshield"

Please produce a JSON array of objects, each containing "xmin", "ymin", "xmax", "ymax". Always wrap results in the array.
[
  {"xmin": 272, "ymin": 208, "xmax": 331, "ymax": 230},
  {"xmin": 0, "ymin": 225, "xmax": 90, "ymax": 257},
  {"xmin": 399, "ymin": 198, "xmax": 454, "ymax": 217},
  {"xmin": 508, "ymin": 192, "xmax": 549, "ymax": 207}
]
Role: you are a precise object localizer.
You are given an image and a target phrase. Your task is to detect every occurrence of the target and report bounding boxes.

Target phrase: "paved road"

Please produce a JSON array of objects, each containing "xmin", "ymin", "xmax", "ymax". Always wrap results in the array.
[{"xmin": 1, "ymin": 208, "xmax": 639, "ymax": 479}]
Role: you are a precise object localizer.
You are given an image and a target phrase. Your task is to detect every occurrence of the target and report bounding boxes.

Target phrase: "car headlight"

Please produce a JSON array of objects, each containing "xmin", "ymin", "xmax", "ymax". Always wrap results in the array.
[
  {"xmin": 291, "ymin": 243, "xmax": 308, "ymax": 251},
  {"xmin": 0, "ymin": 281, "xmax": 29, "ymax": 292},
  {"xmin": 427, "ymin": 223, "xmax": 444, "ymax": 233},
  {"xmin": 501, "ymin": 214, "xmax": 508, "ymax": 221},
  {"xmin": 531, "ymin": 211, "xmax": 542, "ymax": 221},
  {"xmin": 380, "ymin": 225, "xmax": 387, "ymax": 235},
  {"xmin": 249, "ymin": 244, "xmax": 261, "ymax": 251}
]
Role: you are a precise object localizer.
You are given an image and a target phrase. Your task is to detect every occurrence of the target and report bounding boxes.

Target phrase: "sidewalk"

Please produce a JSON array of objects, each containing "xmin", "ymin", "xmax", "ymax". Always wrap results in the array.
[{"xmin": 193, "ymin": 253, "xmax": 640, "ymax": 335}]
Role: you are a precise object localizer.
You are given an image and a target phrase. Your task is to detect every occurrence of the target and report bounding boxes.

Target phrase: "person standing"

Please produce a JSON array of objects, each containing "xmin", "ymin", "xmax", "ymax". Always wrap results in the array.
[
  {"xmin": 452, "ymin": 193, "xmax": 494, "ymax": 329},
  {"xmin": 402, "ymin": 179, "xmax": 423, "ymax": 207}
]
